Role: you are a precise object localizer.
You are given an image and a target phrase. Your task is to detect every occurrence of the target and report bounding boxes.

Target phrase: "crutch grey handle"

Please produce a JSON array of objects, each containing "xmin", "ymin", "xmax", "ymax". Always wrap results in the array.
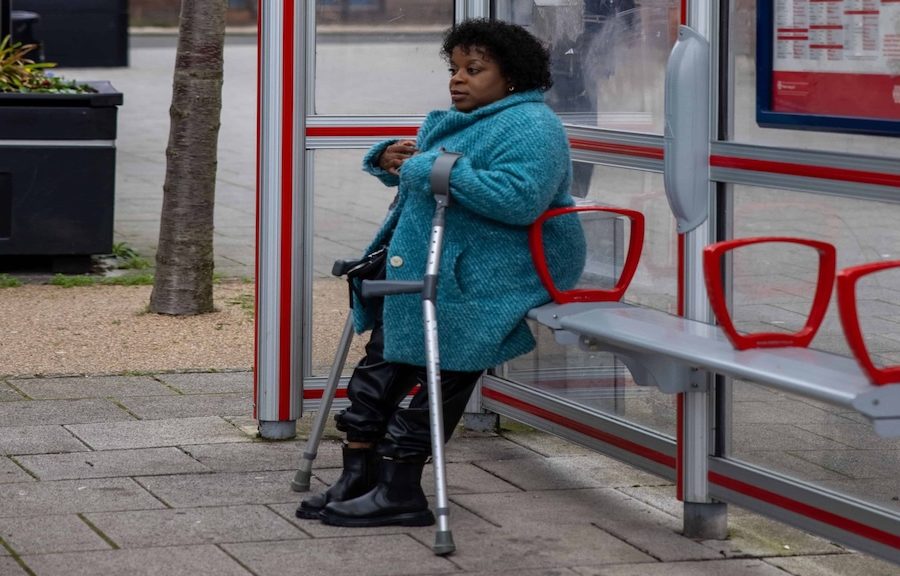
[
  {"xmin": 359, "ymin": 279, "xmax": 424, "ymax": 298},
  {"xmin": 430, "ymin": 150, "xmax": 461, "ymax": 205}
]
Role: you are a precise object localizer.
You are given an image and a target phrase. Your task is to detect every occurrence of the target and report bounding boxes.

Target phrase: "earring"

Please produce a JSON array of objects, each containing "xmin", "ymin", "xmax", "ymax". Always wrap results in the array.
[{"xmin": 508, "ymin": 86, "xmax": 515, "ymax": 93}]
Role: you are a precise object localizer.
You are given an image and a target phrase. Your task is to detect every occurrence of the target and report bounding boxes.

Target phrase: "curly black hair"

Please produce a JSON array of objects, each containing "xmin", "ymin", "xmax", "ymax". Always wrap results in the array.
[{"xmin": 441, "ymin": 19, "xmax": 553, "ymax": 92}]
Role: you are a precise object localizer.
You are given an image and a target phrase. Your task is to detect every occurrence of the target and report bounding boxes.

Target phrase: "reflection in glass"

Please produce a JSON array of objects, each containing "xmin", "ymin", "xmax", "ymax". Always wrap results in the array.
[
  {"xmin": 497, "ymin": 0, "xmax": 679, "ymax": 134},
  {"xmin": 310, "ymin": 149, "xmax": 398, "ymax": 376},
  {"xmin": 843, "ymin": 266, "xmax": 900, "ymax": 379},
  {"xmin": 507, "ymin": 163, "xmax": 677, "ymax": 437},
  {"xmin": 314, "ymin": 1, "xmax": 452, "ymax": 114},
  {"xmin": 730, "ymin": 185, "xmax": 900, "ymax": 513},
  {"xmin": 733, "ymin": 185, "xmax": 900, "ymax": 357},
  {"xmin": 711, "ymin": 239, "xmax": 834, "ymax": 348}
]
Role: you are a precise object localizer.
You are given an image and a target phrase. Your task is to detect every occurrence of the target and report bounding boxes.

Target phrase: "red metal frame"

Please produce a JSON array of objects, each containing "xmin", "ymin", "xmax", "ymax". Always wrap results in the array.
[
  {"xmin": 837, "ymin": 260, "xmax": 900, "ymax": 386},
  {"xmin": 703, "ymin": 237, "xmax": 836, "ymax": 350},
  {"xmin": 530, "ymin": 206, "xmax": 645, "ymax": 304}
]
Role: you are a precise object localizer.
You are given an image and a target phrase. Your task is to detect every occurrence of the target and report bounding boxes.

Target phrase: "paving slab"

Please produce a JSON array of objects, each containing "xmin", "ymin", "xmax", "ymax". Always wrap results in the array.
[
  {"xmin": 784, "ymin": 449, "xmax": 900, "ymax": 480},
  {"xmin": 794, "ymin": 420, "xmax": 900, "ymax": 450},
  {"xmin": 701, "ymin": 512, "xmax": 845, "ymax": 558},
  {"xmin": 9, "ymin": 375, "xmax": 174, "ymax": 399},
  {"xmin": 155, "ymin": 371, "xmax": 253, "ymax": 394},
  {"xmin": 135, "ymin": 470, "xmax": 298, "ymax": 508},
  {"xmin": 732, "ymin": 382, "xmax": 784, "ymax": 402},
  {"xmin": 813, "ymin": 478, "xmax": 900, "ymax": 512},
  {"xmin": 227, "ymin": 414, "xmax": 274, "ymax": 438},
  {"xmin": 612, "ymin": 485, "xmax": 682, "ymax": 517},
  {"xmin": 767, "ymin": 553, "xmax": 900, "ymax": 576},
  {"xmin": 454, "ymin": 489, "xmax": 724, "ymax": 562},
  {"xmin": 405, "ymin": 504, "xmax": 653, "ymax": 572},
  {"xmin": 731, "ymin": 400, "xmax": 834, "ymax": 425},
  {"xmin": 731, "ymin": 423, "xmax": 856, "ymax": 452},
  {"xmin": 736, "ymin": 450, "xmax": 856, "ymax": 482},
  {"xmin": 20, "ymin": 544, "xmax": 253, "ymax": 576},
  {"xmin": 65, "ymin": 416, "xmax": 251, "ymax": 450},
  {"xmin": 0, "ymin": 514, "xmax": 111, "ymax": 555},
  {"xmin": 180, "ymin": 440, "xmax": 312, "ymax": 472},
  {"xmin": 476, "ymin": 454, "xmax": 666, "ymax": 491},
  {"xmin": 273, "ymin": 498, "xmax": 482, "ymax": 539},
  {"xmin": 0, "ymin": 425, "xmax": 89, "ymax": 456},
  {"xmin": 15, "ymin": 447, "xmax": 210, "ymax": 481},
  {"xmin": 0, "ymin": 478, "xmax": 165, "ymax": 518},
  {"xmin": 443, "ymin": 432, "xmax": 545, "ymax": 463},
  {"xmin": 609, "ymin": 485, "xmax": 847, "ymax": 558},
  {"xmin": 85, "ymin": 505, "xmax": 307, "ymax": 548},
  {"xmin": 0, "ymin": 557, "xmax": 27, "ymax": 575},
  {"xmin": 500, "ymin": 429, "xmax": 598, "ymax": 457},
  {"xmin": 464, "ymin": 569, "xmax": 579, "ymax": 576},
  {"xmin": 222, "ymin": 534, "xmax": 455, "ymax": 576},
  {"xmin": 117, "ymin": 392, "xmax": 252, "ymax": 419},
  {"xmin": 430, "ymin": 461, "xmax": 524, "ymax": 495},
  {"xmin": 0, "ymin": 383, "xmax": 25, "ymax": 402},
  {"xmin": 0, "ymin": 399, "xmax": 133, "ymax": 426},
  {"xmin": 0, "ymin": 458, "xmax": 33, "ymax": 484},
  {"xmin": 571, "ymin": 559, "xmax": 793, "ymax": 576}
]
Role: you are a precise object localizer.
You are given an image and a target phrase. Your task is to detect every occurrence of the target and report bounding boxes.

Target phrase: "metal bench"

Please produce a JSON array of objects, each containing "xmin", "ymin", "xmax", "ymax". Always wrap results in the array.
[{"xmin": 529, "ymin": 300, "xmax": 900, "ymax": 437}]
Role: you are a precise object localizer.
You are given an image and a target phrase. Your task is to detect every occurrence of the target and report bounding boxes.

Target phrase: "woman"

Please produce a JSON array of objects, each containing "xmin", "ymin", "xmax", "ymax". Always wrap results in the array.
[{"xmin": 297, "ymin": 18, "xmax": 585, "ymax": 528}]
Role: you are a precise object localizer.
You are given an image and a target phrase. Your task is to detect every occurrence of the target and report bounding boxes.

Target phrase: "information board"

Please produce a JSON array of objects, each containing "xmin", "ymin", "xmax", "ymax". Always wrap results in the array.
[{"xmin": 757, "ymin": 0, "xmax": 900, "ymax": 136}]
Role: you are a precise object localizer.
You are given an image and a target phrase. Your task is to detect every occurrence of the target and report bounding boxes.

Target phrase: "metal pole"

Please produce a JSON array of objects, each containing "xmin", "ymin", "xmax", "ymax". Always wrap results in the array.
[
  {"xmin": 291, "ymin": 315, "xmax": 354, "ymax": 492},
  {"xmin": 423, "ymin": 195, "xmax": 454, "ymax": 555},
  {"xmin": 356, "ymin": 152, "xmax": 461, "ymax": 554},
  {"xmin": 678, "ymin": 0, "xmax": 727, "ymax": 539},
  {"xmin": 256, "ymin": 0, "xmax": 303, "ymax": 439}
]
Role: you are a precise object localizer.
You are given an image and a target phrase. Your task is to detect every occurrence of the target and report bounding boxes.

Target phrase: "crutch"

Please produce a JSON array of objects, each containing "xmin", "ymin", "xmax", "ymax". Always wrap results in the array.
[
  {"xmin": 291, "ymin": 239, "xmax": 387, "ymax": 491},
  {"xmin": 359, "ymin": 151, "xmax": 462, "ymax": 556},
  {"xmin": 290, "ymin": 258, "xmax": 365, "ymax": 492}
]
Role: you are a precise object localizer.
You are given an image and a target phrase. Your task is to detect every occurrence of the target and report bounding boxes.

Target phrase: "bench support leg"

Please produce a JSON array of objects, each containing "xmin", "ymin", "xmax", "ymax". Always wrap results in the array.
[
  {"xmin": 463, "ymin": 377, "xmax": 499, "ymax": 432},
  {"xmin": 684, "ymin": 502, "xmax": 728, "ymax": 539},
  {"xmin": 681, "ymin": 383, "xmax": 728, "ymax": 540}
]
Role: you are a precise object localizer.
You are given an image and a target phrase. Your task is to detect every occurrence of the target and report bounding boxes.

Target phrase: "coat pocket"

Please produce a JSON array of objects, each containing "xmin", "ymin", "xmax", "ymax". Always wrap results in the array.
[{"xmin": 437, "ymin": 241, "xmax": 467, "ymax": 302}]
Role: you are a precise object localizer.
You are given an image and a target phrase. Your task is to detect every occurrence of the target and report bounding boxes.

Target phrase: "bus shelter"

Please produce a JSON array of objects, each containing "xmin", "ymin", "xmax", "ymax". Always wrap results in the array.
[{"xmin": 255, "ymin": 0, "xmax": 900, "ymax": 564}]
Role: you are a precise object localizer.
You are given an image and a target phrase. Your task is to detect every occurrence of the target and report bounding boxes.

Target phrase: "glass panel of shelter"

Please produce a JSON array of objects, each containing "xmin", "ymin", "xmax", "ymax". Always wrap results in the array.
[
  {"xmin": 507, "ymin": 164, "xmax": 678, "ymax": 437},
  {"xmin": 495, "ymin": 2, "xmax": 680, "ymax": 436},
  {"xmin": 309, "ymin": 1, "xmax": 683, "ymax": 432},
  {"xmin": 314, "ymin": 1, "xmax": 451, "ymax": 114},
  {"xmin": 728, "ymin": 184, "xmax": 900, "ymax": 514},
  {"xmin": 721, "ymin": 0, "xmax": 900, "ymax": 523},
  {"xmin": 497, "ymin": 0, "xmax": 679, "ymax": 134},
  {"xmin": 309, "ymin": 1, "xmax": 455, "ymax": 379}
]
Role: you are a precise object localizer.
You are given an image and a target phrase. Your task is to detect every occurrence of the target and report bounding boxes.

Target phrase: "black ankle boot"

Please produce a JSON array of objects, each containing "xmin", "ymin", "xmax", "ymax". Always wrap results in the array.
[
  {"xmin": 319, "ymin": 457, "xmax": 435, "ymax": 527},
  {"xmin": 295, "ymin": 444, "xmax": 378, "ymax": 519}
]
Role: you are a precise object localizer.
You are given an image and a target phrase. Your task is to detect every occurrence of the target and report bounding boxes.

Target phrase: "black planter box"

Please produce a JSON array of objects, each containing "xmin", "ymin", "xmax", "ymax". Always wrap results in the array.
[
  {"xmin": 12, "ymin": 0, "xmax": 128, "ymax": 68},
  {"xmin": 0, "ymin": 81, "xmax": 122, "ymax": 259}
]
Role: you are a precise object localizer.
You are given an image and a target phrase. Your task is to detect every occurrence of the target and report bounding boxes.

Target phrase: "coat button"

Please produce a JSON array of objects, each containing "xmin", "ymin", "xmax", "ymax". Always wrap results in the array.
[{"xmin": 389, "ymin": 255, "xmax": 404, "ymax": 268}]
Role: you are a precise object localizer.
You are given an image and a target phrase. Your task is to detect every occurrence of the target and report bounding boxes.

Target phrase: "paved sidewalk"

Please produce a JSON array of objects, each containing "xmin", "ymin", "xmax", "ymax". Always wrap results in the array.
[
  {"xmin": 2, "ymin": 371, "xmax": 897, "ymax": 576},
  {"xmin": 3, "ymin": 33, "xmax": 888, "ymax": 576}
]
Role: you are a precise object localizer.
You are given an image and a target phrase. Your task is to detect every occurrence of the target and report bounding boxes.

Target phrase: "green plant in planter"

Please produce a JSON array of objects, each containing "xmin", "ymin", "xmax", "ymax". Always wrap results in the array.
[{"xmin": 0, "ymin": 35, "xmax": 94, "ymax": 94}]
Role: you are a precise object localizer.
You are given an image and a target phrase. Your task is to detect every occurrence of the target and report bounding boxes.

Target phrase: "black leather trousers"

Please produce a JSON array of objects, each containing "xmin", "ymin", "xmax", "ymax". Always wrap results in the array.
[{"xmin": 334, "ymin": 323, "xmax": 483, "ymax": 460}]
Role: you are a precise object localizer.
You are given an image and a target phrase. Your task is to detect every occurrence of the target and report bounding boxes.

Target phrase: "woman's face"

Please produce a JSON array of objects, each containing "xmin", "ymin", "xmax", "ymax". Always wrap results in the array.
[{"xmin": 448, "ymin": 45, "xmax": 511, "ymax": 112}]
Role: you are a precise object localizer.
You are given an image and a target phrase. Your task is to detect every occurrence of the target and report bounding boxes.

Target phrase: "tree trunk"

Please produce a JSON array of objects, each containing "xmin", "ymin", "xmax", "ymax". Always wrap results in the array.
[{"xmin": 150, "ymin": 0, "xmax": 227, "ymax": 315}]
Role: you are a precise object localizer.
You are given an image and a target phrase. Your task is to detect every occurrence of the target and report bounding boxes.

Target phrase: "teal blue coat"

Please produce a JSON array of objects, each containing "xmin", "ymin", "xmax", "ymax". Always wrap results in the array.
[{"xmin": 355, "ymin": 90, "xmax": 586, "ymax": 371}]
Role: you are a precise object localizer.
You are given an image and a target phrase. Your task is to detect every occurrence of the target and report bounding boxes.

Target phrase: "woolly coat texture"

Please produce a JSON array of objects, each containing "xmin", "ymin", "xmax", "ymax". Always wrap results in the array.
[{"xmin": 355, "ymin": 90, "xmax": 586, "ymax": 372}]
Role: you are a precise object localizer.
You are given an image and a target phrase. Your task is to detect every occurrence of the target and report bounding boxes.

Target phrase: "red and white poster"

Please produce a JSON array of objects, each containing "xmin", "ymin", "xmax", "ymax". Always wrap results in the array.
[{"xmin": 772, "ymin": 0, "xmax": 900, "ymax": 119}]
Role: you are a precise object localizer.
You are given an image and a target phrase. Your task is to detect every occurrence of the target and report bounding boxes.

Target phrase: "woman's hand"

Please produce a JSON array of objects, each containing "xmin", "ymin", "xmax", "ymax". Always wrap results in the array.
[{"xmin": 378, "ymin": 140, "xmax": 418, "ymax": 175}]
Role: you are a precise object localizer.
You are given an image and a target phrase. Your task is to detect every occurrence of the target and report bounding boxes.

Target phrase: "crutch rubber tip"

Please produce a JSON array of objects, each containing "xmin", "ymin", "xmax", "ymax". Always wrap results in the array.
[
  {"xmin": 290, "ymin": 470, "xmax": 311, "ymax": 492},
  {"xmin": 433, "ymin": 531, "xmax": 455, "ymax": 556}
]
